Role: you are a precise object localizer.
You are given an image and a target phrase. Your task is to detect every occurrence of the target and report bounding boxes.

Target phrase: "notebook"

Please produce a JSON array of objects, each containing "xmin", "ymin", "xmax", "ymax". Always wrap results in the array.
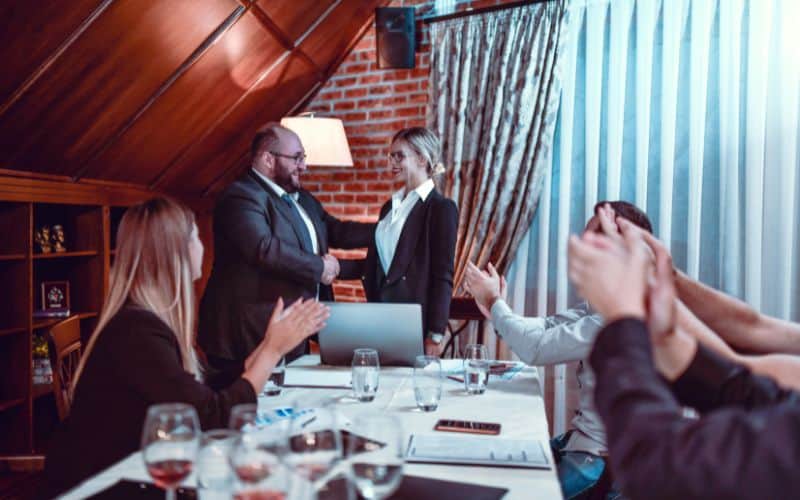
[{"xmin": 405, "ymin": 434, "xmax": 551, "ymax": 469}]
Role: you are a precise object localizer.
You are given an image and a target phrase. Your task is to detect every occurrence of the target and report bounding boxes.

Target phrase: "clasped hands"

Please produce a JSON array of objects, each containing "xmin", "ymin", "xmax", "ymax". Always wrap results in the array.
[{"xmin": 321, "ymin": 253, "xmax": 340, "ymax": 285}]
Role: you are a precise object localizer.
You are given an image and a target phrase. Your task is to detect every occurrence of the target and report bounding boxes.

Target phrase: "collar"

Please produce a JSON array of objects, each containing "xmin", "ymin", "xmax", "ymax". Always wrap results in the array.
[
  {"xmin": 394, "ymin": 178, "xmax": 435, "ymax": 204},
  {"xmin": 251, "ymin": 168, "xmax": 298, "ymax": 200}
]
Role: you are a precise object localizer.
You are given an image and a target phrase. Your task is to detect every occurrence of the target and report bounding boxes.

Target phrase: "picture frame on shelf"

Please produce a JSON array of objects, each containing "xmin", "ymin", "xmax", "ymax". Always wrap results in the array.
[{"xmin": 35, "ymin": 281, "xmax": 70, "ymax": 318}]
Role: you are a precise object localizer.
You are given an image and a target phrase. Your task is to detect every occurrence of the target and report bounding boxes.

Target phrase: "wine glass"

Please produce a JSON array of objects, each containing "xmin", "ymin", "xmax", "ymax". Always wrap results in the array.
[
  {"xmin": 463, "ymin": 344, "xmax": 490, "ymax": 394},
  {"xmin": 284, "ymin": 400, "xmax": 342, "ymax": 497},
  {"xmin": 196, "ymin": 429, "xmax": 238, "ymax": 497},
  {"xmin": 229, "ymin": 403, "xmax": 290, "ymax": 457},
  {"xmin": 349, "ymin": 414, "xmax": 404, "ymax": 499},
  {"xmin": 229, "ymin": 432, "xmax": 291, "ymax": 500},
  {"xmin": 141, "ymin": 403, "xmax": 200, "ymax": 500}
]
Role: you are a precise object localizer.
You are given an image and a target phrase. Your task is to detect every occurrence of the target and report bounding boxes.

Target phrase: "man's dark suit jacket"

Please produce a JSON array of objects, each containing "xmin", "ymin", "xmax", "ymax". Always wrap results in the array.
[
  {"xmin": 590, "ymin": 318, "xmax": 800, "ymax": 499},
  {"xmin": 41, "ymin": 305, "xmax": 256, "ymax": 498},
  {"xmin": 341, "ymin": 189, "xmax": 458, "ymax": 337},
  {"xmin": 198, "ymin": 171, "xmax": 374, "ymax": 369}
]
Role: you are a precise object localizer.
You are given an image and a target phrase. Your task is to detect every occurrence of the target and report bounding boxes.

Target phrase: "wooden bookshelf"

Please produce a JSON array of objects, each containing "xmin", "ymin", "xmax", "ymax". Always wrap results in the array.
[{"xmin": 0, "ymin": 198, "xmax": 125, "ymax": 455}]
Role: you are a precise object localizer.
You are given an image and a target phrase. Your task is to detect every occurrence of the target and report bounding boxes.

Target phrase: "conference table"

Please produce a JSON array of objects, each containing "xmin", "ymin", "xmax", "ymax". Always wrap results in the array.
[{"xmin": 62, "ymin": 355, "xmax": 562, "ymax": 499}]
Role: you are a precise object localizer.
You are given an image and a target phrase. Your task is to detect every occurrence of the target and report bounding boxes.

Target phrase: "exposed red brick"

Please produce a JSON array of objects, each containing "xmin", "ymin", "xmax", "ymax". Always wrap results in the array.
[{"xmin": 345, "ymin": 88, "xmax": 368, "ymax": 98}]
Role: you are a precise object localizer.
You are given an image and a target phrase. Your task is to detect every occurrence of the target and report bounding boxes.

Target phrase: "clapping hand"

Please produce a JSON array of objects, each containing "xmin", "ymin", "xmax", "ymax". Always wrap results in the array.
[{"xmin": 464, "ymin": 261, "xmax": 507, "ymax": 320}]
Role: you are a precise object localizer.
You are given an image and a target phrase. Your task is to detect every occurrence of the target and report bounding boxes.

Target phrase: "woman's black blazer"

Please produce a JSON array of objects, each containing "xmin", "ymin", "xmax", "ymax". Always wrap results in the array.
[{"xmin": 342, "ymin": 189, "xmax": 458, "ymax": 336}]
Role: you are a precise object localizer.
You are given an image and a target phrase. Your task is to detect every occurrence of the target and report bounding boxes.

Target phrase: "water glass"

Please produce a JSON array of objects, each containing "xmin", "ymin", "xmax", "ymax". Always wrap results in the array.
[
  {"xmin": 349, "ymin": 414, "xmax": 404, "ymax": 500},
  {"xmin": 413, "ymin": 355, "xmax": 442, "ymax": 412},
  {"xmin": 463, "ymin": 344, "xmax": 489, "ymax": 395},
  {"xmin": 352, "ymin": 348, "xmax": 380, "ymax": 402},
  {"xmin": 141, "ymin": 403, "xmax": 200, "ymax": 500},
  {"xmin": 262, "ymin": 357, "xmax": 285, "ymax": 396},
  {"xmin": 196, "ymin": 429, "xmax": 238, "ymax": 499}
]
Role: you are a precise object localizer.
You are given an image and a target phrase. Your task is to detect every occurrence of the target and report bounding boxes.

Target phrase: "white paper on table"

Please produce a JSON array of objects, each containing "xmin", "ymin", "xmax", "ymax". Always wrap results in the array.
[
  {"xmin": 283, "ymin": 368, "xmax": 352, "ymax": 388},
  {"xmin": 405, "ymin": 434, "xmax": 550, "ymax": 469}
]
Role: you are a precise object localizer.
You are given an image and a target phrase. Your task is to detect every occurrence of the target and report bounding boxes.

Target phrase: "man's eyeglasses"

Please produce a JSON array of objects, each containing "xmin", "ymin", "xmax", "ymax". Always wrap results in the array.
[
  {"xmin": 270, "ymin": 151, "xmax": 307, "ymax": 165},
  {"xmin": 387, "ymin": 151, "xmax": 407, "ymax": 163}
]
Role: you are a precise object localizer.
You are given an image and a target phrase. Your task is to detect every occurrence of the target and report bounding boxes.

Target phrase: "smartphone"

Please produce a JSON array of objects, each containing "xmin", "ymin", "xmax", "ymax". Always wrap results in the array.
[{"xmin": 433, "ymin": 419, "xmax": 501, "ymax": 435}]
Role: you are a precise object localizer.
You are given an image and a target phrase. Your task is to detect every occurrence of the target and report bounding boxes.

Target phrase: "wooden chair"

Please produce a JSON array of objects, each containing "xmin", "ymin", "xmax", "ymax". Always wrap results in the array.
[
  {"xmin": 442, "ymin": 296, "xmax": 485, "ymax": 358},
  {"xmin": 47, "ymin": 316, "xmax": 82, "ymax": 421}
]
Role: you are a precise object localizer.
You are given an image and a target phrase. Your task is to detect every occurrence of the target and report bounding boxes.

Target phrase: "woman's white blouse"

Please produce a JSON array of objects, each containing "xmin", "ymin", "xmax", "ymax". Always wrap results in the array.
[{"xmin": 375, "ymin": 178, "xmax": 435, "ymax": 274}]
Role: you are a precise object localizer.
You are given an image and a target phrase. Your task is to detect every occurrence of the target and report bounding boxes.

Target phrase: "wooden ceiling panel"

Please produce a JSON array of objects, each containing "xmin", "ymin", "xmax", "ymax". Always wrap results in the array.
[
  {"xmin": 0, "ymin": 0, "xmax": 238, "ymax": 176},
  {"xmin": 0, "ymin": 0, "xmax": 107, "ymax": 104},
  {"xmin": 299, "ymin": 1, "xmax": 375, "ymax": 72},
  {"xmin": 256, "ymin": 0, "xmax": 336, "ymax": 44},
  {"xmin": 159, "ymin": 54, "xmax": 320, "ymax": 195},
  {"xmin": 83, "ymin": 10, "xmax": 287, "ymax": 185},
  {"xmin": 1, "ymin": 0, "xmax": 386, "ymax": 197}
]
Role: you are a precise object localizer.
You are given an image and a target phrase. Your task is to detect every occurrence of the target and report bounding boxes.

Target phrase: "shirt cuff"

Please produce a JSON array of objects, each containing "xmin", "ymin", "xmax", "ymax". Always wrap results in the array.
[{"xmin": 490, "ymin": 298, "xmax": 513, "ymax": 321}]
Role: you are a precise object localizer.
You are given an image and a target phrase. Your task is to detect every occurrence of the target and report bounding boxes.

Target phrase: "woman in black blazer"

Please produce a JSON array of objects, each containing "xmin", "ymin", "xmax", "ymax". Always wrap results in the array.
[
  {"xmin": 342, "ymin": 127, "xmax": 458, "ymax": 355},
  {"xmin": 41, "ymin": 198, "xmax": 328, "ymax": 498}
]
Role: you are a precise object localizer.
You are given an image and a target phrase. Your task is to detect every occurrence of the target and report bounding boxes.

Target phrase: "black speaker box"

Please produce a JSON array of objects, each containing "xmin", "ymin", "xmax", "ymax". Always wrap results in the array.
[{"xmin": 375, "ymin": 7, "xmax": 416, "ymax": 69}]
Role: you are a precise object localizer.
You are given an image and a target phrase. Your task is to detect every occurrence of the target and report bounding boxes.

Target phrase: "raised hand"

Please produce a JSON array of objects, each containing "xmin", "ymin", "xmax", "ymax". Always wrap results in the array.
[
  {"xmin": 567, "ymin": 222, "xmax": 650, "ymax": 322},
  {"xmin": 263, "ymin": 298, "xmax": 329, "ymax": 357},
  {"xmin": 464, "ymin": 261, "xmax": 503, "ymax": 320}
]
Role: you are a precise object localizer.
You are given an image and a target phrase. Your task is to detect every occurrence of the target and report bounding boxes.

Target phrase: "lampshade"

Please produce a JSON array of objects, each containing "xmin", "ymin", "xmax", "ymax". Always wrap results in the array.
[{"xmin": 280, "ymin": 116, "xmax": 353, "ymax": 167}]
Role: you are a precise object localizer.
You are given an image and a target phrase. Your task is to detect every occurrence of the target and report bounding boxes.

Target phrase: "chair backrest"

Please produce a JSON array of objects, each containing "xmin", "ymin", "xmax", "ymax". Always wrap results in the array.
[{"xmin": 47, "ymin": 316, "xmax": 82, "ymax": 421}]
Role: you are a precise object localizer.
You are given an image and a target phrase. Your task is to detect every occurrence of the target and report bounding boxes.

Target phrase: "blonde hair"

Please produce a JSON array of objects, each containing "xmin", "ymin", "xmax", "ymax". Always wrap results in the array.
[
  {"xmin": 72, "ymin": 198, "xmax": 201, "ymax": 394},
  {"xmin": 392, "ymin": 127, "xmax": 446, "ymax": 177}
]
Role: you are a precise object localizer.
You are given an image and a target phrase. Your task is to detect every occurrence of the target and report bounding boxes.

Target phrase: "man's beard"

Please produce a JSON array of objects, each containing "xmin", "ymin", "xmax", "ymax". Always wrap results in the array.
[{"xmin": 275, "ymin": 166, "xmax": 300, "ymax": 193}]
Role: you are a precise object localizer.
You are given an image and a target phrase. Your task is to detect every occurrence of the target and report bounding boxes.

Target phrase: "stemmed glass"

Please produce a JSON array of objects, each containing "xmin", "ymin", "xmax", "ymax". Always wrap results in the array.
[
  {"xmin": 284, "ymin": 401, "xmax": 343, "ymax": 497},
  {"xmin": 349, "ymin": 414, "xmax": 404, "ymax": 500},
  {"xmin": 228, "ymin": 402, "xmax": 290, "ymax": 456},
  {"xmin": 229, "ymin": 432, "xmax": 291, "ymax": 499},
  {"xmin": 141, "ymin": 403, "xmax": 200, "ymax": 500}
]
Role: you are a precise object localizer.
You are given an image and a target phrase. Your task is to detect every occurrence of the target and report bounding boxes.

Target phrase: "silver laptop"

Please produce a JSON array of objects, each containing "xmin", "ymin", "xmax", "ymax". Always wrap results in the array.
[{"xmin": 318, "ymin": 302, "xmax": 424, "ymax": 366}]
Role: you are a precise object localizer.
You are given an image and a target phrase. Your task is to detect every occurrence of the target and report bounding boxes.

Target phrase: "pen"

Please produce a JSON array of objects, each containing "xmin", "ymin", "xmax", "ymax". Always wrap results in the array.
[
  {"xmin": 447, "ymin": 375, "xmax": 464, "ymax": 383},
  {"xmin": 300, "ymin": 416, "xmax": 317, "ymax": 428}
]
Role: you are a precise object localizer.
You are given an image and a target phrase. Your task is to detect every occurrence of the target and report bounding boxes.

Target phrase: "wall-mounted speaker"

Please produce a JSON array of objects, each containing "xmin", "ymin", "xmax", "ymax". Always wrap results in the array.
[{"xmin": 375, "ymin": 7, "xmax": 416, "ymax": 69}]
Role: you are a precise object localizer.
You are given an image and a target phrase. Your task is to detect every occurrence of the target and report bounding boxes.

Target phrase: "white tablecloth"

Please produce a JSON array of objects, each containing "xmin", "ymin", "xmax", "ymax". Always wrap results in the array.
[{"xmin": 61, "ymin": 355, "xmax": 562, "ymax": 499}]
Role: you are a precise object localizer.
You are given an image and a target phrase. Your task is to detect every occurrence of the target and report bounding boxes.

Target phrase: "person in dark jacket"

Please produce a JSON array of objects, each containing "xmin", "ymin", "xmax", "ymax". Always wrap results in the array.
[
  {"xmin": 568, "ymin": 215, "xmax": 800, "ymax": 499},
  {"xmin": 199, "ymin": 123, "xmax": 374, "ymax": 383},
  {"xmin": 340, "ymin": 127, "xmax": 458, "ymax": 356},
  {"xmin": 41, "ymin": 197, "xmax": 328, "ymax": 498}
]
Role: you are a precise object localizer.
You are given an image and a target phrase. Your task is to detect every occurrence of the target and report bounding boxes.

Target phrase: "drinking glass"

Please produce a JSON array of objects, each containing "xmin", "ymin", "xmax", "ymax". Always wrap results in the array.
[
  {"xmin": 413, "ymin": 355, "xmax": 442, "ymax": 412},
  {"xmin": 352, "ymin": 348, "xmax": 380, "ymax": 402},
  {"xmin": 463, "ymin": 344, "xmax": 489, "ymax": 395},
  {"xmin": 196, "ymin": 429, "xmax": 238, "ymax": 499},
  {"xmin": 285, "ymin": 403, "xmax": 343, "ymax": 496},
  {"xmin": 349, "ymin": 414, "xmax": 404, "ymax": 500},
  {"xmin": 228, "ymin": 403, "xmax": 290, "ymax": 457},
  {"xmin": 262, "ymin": 357, "xmax": 286, "ymax": 396},
  {"xmin": 229, "ymin": 432, "xmax": 290, "ymax": 500},
  {"xmin": 141, "ymin": 403, "xmax": 200, "ymax": 500},
  {"xmin": 229, "ymin": 403, "xmax": 260, "ymax": 433}
]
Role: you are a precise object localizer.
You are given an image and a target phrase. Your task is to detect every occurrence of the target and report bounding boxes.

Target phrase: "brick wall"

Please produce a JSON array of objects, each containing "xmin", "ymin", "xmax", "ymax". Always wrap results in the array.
[{"xmin": 302, "ymin": 0, "xmax": 522, "ymax": 301}]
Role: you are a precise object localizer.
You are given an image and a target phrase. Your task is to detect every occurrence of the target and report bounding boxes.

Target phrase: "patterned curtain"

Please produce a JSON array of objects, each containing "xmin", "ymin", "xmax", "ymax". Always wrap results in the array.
[{"xmin": 428, "ymin": 1, "xmax": 569, "ymax": 293}]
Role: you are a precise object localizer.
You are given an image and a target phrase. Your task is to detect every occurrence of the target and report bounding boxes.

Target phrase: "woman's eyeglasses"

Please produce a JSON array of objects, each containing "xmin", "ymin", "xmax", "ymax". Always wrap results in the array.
[{"xmin": 387, "ymin": 151, "xmax": 407, "ymax": 163}]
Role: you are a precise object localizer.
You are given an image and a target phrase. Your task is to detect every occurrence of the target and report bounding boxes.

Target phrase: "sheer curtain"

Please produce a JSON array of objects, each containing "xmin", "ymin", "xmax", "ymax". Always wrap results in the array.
[{"xmin": 506, "ymin": 0, "xmax": 800, "ymax": 435}]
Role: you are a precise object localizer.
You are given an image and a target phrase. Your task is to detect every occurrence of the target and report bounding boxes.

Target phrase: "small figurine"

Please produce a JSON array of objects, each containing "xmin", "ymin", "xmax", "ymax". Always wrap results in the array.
[
  {"xmin": 35, "ymin": 226, "xmax": 52, "ymax": 254},
  {"xmin": 51, "ymin": 224, "xmax": 66, "ymax": 253}
]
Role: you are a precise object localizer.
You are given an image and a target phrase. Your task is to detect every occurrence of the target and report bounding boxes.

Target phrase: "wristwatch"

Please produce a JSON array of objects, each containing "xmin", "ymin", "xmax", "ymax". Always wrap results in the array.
[{"xmin": 426, "ymin": 332, "xmax": 445, "ymax": 344}]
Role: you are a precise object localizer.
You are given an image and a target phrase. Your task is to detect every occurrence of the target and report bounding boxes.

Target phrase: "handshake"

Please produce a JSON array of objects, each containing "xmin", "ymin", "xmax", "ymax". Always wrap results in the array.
[{"xmin": 321, "ymin": 253, "xmax": 340, "ymax": 285}]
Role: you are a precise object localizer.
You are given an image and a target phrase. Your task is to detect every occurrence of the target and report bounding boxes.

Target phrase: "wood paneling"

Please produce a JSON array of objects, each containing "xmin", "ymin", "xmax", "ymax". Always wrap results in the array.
[
  {"xmin": 0, "ymin": 0, "xmax": 237, "ymax": 176},
  {"xmin": 83, "ymin": 10, "xmax": 286, "ymax": 185},
  {"xmin": 160, "ymin": 53, "xmax": 320, "ymax": 195},
  {"xmin": 0, "ymin": 1, "xmax": 107, "ymax": 105},
  {"xmin": 0, "ymin": 0, "xmax": 387, "ymax": 197},
  {"xmin": 257, "ymin": 0, "xmax": 337, "ymax": 44}
]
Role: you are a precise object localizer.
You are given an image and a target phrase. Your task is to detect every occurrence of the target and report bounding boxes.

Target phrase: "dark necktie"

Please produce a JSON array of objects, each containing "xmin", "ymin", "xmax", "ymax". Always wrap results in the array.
[{"xmin": 281, "ymin": 193, "xmax": 315, "ymax": 254}]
